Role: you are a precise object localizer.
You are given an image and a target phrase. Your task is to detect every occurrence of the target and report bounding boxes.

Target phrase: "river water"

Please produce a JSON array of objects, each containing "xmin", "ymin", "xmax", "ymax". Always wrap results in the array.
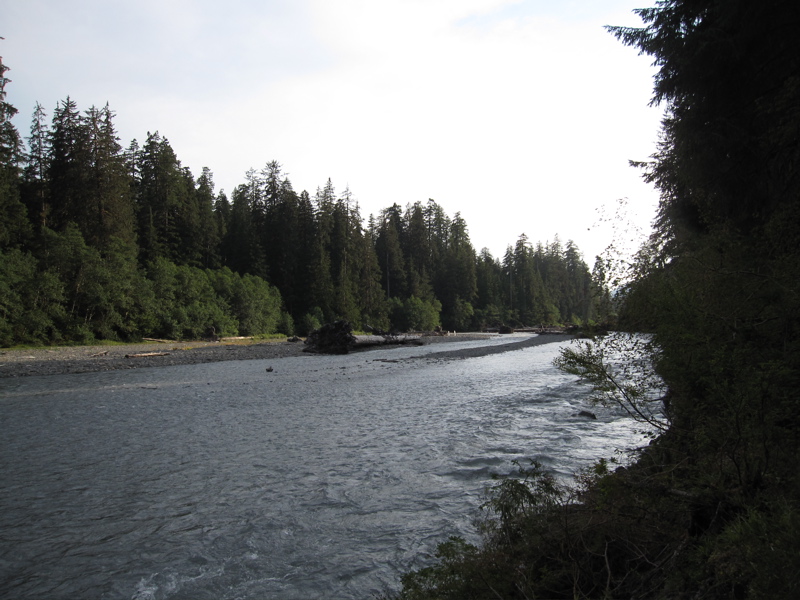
[{"xmin": 0, "ymin": 336, "xmax": 648, "ymax": 599}]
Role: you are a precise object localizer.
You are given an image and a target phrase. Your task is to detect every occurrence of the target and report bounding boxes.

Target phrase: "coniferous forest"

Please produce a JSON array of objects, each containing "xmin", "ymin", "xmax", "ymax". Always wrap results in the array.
[{"xmin": 0, "ymin": 65, "xmax": 607, "ymax": 347}]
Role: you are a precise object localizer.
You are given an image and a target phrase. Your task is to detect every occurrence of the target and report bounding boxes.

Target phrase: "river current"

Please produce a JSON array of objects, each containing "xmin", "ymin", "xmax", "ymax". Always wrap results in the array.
[{"xmin": 0, "ymin": 335, "xmax": 648, "ymax": 599}]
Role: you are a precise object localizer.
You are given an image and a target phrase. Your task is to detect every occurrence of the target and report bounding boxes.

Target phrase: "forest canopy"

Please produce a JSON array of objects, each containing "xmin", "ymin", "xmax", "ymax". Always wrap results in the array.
[{"xmin": 0, "ymin": 61, "xmax": 611, "ymax": 347}]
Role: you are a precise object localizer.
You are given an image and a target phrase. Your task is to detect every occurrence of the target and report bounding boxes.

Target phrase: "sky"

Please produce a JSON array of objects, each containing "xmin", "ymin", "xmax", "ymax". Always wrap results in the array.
[{"xmin": 2, "ymin": 0, "xmax": 663, "ymax": 262}]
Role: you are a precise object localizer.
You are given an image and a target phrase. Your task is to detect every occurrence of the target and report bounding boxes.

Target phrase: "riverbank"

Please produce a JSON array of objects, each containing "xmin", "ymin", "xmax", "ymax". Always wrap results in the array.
[{"xmin": 0, "ymin": 333, "xmax": 573, "ymax": 379}]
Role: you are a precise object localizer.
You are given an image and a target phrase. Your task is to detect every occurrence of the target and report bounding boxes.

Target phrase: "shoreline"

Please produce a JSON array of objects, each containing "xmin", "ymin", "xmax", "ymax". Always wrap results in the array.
[{"xmin": 0, "ymin": 333, "xmax": 574, "ymax": 379}]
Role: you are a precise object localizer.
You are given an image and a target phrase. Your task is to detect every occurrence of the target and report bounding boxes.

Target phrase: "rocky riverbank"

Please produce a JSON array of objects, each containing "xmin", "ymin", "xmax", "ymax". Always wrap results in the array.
[
  {"xmin": 0, "ymin": 333, "xmax": 573, "ymax": 379},
  {"xmin": 0, "ymin": 339, "xmax": 307, "ymax": 378}
]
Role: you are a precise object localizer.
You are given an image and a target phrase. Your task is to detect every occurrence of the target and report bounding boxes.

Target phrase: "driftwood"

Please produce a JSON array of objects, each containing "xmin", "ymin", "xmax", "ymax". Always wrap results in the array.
[
  {"xmin": 142, "ymin": 338, "xmax": 172, "ymax": 343},
  {"xmin": 304, "ymin": 320, "xmax": 357, "ymax": 354},
  {"xmin": 305, "ymin": 321, "xmax": 425, "ymax": 354},
  {"xmin": 89, "ymin": 350, "xmax": 109, "ymax": 357},
  {"xmin": 483, "ymin": 325, "xmax": 577, "ymax": 335},
  {"xmin": 351, "ymin": 335, "xmax": 423, "ymax": 349},
  {"xmin": 125, "ymin": 352, "xmax": 170, "ymax": 358}
]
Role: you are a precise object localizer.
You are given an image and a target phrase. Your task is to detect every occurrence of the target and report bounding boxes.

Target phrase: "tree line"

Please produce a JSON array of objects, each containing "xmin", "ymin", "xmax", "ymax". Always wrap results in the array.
[{"xmin": 0, "ymin": 59, "xmax": 610, "ymax": 346}]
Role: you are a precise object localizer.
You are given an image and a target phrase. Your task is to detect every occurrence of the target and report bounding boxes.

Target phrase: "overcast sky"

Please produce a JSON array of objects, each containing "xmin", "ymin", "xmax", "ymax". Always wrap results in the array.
[{"xmin": 3, "ymin": 0, "xmax": 662, "ymax": 261}]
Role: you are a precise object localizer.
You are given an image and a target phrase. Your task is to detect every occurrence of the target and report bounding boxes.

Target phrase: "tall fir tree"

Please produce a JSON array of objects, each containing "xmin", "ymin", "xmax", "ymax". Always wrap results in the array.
[
  {"xmin": 438, "ymin": 212, "xmax": 477, "ymax": 330},
  {"xmin": 82, "ymin": 104, "xmax": 136, "ymax": 250},
  {"xmin": 134, "ymin": 132, "xmax": 197, "ymax": 265},
  {"xmin": 21, "ymin": 102, "xmax": 49, "ymax": 233},
  {"xmin": 0, "ymin": 53, "xmax": 30, "ymax": 249},
  {"xmin": 375, "ymin": 204, "xmax": 407, "ymax": 301},
  {"xmin": 47, "ymin": 97, "xmax": 91, "ymax": 235},
  {"xmin": 194, "ymin": 167, "xmax": 221, "ymax": 269}
]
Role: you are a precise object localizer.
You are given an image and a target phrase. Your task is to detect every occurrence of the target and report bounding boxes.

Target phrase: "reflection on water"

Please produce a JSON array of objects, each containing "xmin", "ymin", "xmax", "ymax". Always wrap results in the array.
[{"xmin": 0, "ymin": 337, "xmax": 648, "ymax": 599}]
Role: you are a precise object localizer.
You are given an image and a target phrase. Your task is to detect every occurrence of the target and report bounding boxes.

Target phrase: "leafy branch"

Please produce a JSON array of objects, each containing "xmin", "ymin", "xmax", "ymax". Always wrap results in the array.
[{"xmin": 555, "ymin": 333, "xmax": 670, "ymax": 433}]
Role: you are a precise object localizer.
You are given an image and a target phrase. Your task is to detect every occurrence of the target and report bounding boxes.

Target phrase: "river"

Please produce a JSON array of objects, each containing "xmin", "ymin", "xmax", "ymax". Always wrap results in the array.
[{"xmin": 0, "ymin": 335, "xmax": 648, "ymax": 599}]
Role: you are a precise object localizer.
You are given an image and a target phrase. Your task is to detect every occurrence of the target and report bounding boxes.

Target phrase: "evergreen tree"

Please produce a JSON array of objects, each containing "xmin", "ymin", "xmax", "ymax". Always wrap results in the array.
[
  {"xmin": 0, "ymin": 53, "xmax": 30, "ymax": 249},
  {"xmin": 134, "ymin": 132, "xmax": 197, "ymax": 265},
  {"xmin": 195, "ymin": 167, "xmax": 221, "ymax": 268},
  {"xmin": 307, "ymin": 180, "xmax": 337, "ymax": 321},
  {"xmin": 375, "ymin": 204, "xmax": 407, "ymax": 301},
  {"xmin": 254, "ymin": 160, "xmax": 281, "ymax": 281},
  {"xmin": 474, "ymin": 247, "xmax": 504, "ymax": 327},
  {"xmin": 590, "ymin": 255, "xmax": 613, "ymax": 324},
  {"xmin": 563, "ymin": 239, "xmax": 591, "ymax": 323},
  {"xmin": 47, "ymin": 97, "xmax": 92, "ymax": 235},
  {"xmin": 423, "ymin": 199, "xmax": 451, "ymax": 290},
  {"xmin": 355, "ymin": 220, "xmax": 388, "ymax": 329},
  {"xmin": 83, "ymin": 104, "xmax": 136, "ymax": 249},
  {"xmin": 213, "ymin": 188, "xmax": 230, "ymax": 264},
  {"xmin": 403, "ymin": 201, "xmax": 434, "ymax": 300},
  {"xmin": 223, "ymin": 183, "xmax": 264, "ymax": 276},
  {"xmin": 21, "ymin": 102, "xmax": 49, "ymax": 232},
  {"xmin": 438, "ymin": 212, "xmax": 477, "ymax": 330},
  {"xmin": 272, "ymin": 177, "xmax": 301, "ymax": 314},
  {"xmin": 329, "ymin": 187, "xmax": 360, "ymax": 323},
  {"xmin": 174, "ymin": 166, "xmax": 204, "ymax": 265},
  {"xmin": 286, "ymin": 190, "xmax": 322, "ymax": 325}
]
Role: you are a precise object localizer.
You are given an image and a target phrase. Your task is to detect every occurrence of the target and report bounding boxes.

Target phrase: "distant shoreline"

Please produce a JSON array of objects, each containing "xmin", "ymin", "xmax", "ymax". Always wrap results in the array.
[{"xmin": 0, "ymin": 333, "xmax": 573, "ymax": 379}]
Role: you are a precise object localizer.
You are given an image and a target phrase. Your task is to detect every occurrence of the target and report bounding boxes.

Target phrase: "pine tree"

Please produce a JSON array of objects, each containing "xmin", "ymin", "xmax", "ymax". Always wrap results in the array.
[
  {"xmin": 474, "ymin": 248, "xmax": 504, "ymax": 326},
  {"xmin": 195, "ymin": 167, "xmax": 221, "ymax": 268},
  {"xmin": 403, "ymin": 201, "xmax": 434, "ymax": 300},
  {"xmin": 223, "ymin": 183, "xmax": 264, "ymax": 277},
  {"xmin": 563, "ymin": 239, "xmax": 591, "ymax": 323},
  {"xmin": 47, "ymin": 97, "xmax": 90, "ymax": 234},
  {"xmin": 135, "ymin": 132, "xmax": 195, "ymax": 264},
  {"xmin": 375, "ymin": 204, "xmax": 407, "ymax": 300},
  {"xmin": 329, "ymin": 187, "xmax": 360, "ymax": 323},
  {"xmin": 306, "ymin": 180, "xmax": 337, "ymax": 321},
  {"xmin": 423, "ymin": 199, "xmax": 451, "ymax": 291},
  {"xmin": 254, "ymin": 160, "xmax": 281, "ymax": 281},
  {"xmin": 291, "ymin": 190, "xmax": 319, "ymax": 319},
  {"xmin": 590, "ymin": 255, "xmax": 613, "ymax": 324},
  {"xmin": 21, "ymin": 102, "xmax": 49, "ymax": 232},
  {"xmin": 84, "ymin": 104, "xmax": 136, "ymax": 250},
  {"xmin": 0, "ymin": 53, "xmax": 30, "ymax": 249},
  {"xmin": 438, "ymin": 212, "xmax": 477, "ymax": 330},
  {"xmin": 355, "ymin": 220, "xmax": 388, "ymax": 329},
  {"xmin": 211, "ymin": 189, "xmax": 231, "ymax": 269}
]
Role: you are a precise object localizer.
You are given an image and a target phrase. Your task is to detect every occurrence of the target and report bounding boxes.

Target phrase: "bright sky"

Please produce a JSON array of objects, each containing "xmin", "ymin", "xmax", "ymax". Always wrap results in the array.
[{"xmin": 3, "ymin": 0, "xmax": 662, "ymax": 262}]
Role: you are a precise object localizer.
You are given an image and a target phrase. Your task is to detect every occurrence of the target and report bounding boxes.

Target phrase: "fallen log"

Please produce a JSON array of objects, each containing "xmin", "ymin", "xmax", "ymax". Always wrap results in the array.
[
  {"xmin": 305, "ymin": 321, "xmax": 424, "ymax": 353},
  {"xmin": 351, "ymin": 335, "xmax": 423, "ymax": 349},
  {"xmin": 125, "ymin": 352, "xmax": 170, "ymax": 358}
]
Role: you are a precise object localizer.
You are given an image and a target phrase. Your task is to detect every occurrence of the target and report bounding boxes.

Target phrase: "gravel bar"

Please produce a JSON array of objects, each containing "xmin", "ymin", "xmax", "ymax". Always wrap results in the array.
[{"xmin": 0, "ymin": 334, "xmax": 573, "ymax": 379}]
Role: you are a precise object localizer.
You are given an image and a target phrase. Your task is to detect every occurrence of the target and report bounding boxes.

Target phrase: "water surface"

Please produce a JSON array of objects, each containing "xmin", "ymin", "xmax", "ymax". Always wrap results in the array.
[{"xmin": 0, "ymin": 336, "xmax": 647, "ymax": 599}]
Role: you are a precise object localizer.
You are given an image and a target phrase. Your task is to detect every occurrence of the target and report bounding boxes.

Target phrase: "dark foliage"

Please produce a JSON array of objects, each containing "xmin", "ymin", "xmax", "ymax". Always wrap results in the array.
[
  {"xmin": 391, "ymin": 1, "xmax": 800, "ymax": 598},
  {"xmin": 303, "ymin": 320, "xmax": 357, "ymax": 354}
]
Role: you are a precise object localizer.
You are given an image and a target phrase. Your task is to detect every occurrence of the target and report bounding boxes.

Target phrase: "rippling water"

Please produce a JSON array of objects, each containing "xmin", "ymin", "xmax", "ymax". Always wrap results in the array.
[{"xmin": 0, "ymin": 336, "xmax": 648, "ymax": 599}]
